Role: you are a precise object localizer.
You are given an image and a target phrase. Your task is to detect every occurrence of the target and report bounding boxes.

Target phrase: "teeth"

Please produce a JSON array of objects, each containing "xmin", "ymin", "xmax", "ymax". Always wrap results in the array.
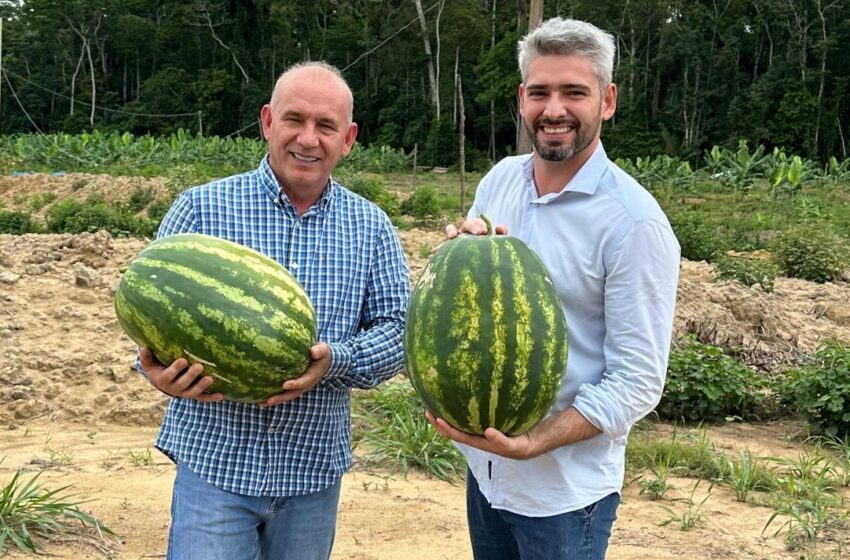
[
  {"xmin": 542, "ymin": 126, "xmax": 573, "ymax": 134},
  {"xmin": 292, "ymin": 153, "xmax": 320, "ymax": 162}
]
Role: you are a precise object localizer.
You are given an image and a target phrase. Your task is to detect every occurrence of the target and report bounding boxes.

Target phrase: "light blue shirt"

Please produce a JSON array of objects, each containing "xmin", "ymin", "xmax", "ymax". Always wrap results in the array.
[{"xmin": 462, "ymin": 143, "xmax": 680, "ymax": 516}]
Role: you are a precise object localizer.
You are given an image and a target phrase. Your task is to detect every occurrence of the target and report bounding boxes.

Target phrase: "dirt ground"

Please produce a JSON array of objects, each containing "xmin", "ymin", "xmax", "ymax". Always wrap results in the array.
[{"xmin": 1, "ymin": 172, "xmax": 850, "ymax": 559}]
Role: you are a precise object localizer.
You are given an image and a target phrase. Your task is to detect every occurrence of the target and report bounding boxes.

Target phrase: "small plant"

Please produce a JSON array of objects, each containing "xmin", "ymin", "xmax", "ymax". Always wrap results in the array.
[
  {"xmin": 659, "ymin": 480, "xmax": 713, "ymax": 531},
  {"xmin": 126, "ymin": 448, "xmax": 153, "ymax": 467},
  {"xmin": 658, "ymin": 336, "xmax": 766, "ymax": 423},
  {"xmin": 417, "ymin": 244, "xmax": 433, "ymax": 259},
  {"xmin": 352, "ymin": 381, "xmax": 465, "ymax": 482},
  {"xmin": 723, "ymin": 449, "xmax": 775, "ymax": 501},
  {"xmin": 0, "ymin": 465, "xmax": 113, "ymax": 553},
  {"xmin": 771, "ymin": 225, "xmax": 849, "ymax": 283},
  {"xmin": 27, "ymin": 192, "xmax": 57, "ymax": 213},
  {"xmin": 0, "ymin": 210, "xmax": 41, "ymax": 234},
  {"xmin": 401, "ymin": 185, "xmax": 441, "ymax": 220},
  {"xmin": 781, "ymin": 341, "xmax": 850, "ymax": 438},
  {"xmin": 128, "ymin": 186, "xmax": 156, "ymax": 212},
  {"xmin": 713, "ymin": 253, "xmax": 778, "ymax": 293}
]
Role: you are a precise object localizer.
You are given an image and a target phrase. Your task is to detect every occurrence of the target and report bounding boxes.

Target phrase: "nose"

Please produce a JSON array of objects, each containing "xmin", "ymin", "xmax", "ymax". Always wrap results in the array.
[
  {"xmin": 542, "ymin": 93, "xmax": 569, "ymax": 120},
  {"xmin": 296, "ymin": 124, "xmax": 319, "ymax": 149}
]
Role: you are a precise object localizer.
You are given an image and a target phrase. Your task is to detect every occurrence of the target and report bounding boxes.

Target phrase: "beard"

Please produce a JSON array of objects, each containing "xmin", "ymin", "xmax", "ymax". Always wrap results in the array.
[{"xmin": 526, "ymin": 117, "xmax": 597, "ymax": 162}]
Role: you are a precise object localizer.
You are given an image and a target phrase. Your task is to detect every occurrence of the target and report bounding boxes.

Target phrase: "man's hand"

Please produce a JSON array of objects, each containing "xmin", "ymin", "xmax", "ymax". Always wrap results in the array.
[
  {"xmin": 260, "ymin": 343, "xmax": 331, "ymax": 407},
  {"xmin": 425, "ymin": 407, "xmax": 601, "ymax": 460},
  {"xmin": 140, "ymin": 347, "xmax": 224, "ymax": 402},
  {"xmin": 445, "ymin": 218, "xmax": 508, "ymax": 239},
  {"xmin": 425, "ymin": 411, "xmax": 539, "ymax": 460}
]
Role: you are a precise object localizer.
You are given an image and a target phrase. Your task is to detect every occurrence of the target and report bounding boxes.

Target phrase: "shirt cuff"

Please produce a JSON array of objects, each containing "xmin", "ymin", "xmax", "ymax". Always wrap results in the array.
[{"xmin": 324, "ymin": 342, "xmax": 352, "ymax": 380}]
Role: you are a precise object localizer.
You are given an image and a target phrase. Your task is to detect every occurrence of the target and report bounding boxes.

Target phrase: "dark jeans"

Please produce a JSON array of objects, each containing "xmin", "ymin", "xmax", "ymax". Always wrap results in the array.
[{"xmin": 466, "ymin": 470, "xmax": 620, "ymax": 560}]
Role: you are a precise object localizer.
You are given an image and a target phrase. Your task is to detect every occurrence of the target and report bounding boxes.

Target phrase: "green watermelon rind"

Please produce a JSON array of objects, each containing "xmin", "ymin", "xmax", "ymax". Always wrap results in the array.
[{"xmin": 114, "ymin": 233, "xmax": 318, "ymax": 403}]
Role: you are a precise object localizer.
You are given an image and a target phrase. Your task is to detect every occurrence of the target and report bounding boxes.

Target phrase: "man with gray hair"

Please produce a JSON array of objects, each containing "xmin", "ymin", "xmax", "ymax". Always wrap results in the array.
[
  {"xmin": 433, "ymin": 17, "xmax": 680, "ymax": 559},
  {"xmin": 137, "ymin": 61, "xmax": 410, "ymax": 559}
]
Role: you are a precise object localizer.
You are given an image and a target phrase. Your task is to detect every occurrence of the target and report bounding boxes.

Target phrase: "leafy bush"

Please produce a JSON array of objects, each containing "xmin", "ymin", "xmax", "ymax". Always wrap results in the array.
[
  {"xmin": 780, "ymin": 341, "xmax": 850, "ymax": 439},
  {"xmin": 128, "ymin": 186, "xmax": 156, "ymax": 212},
  {"xmin": 771, "ymin": 225, "xmax": 849, "ymax": 283},
  {"xmin": 401, "ymin": 185, "xmax": 441, "ymax": 220},
  {"xmin": 668, "ymin": 211, "xmax": 724, "ymax": 262},
  {"xmin": 338, "ymin": 172, "xmax": 400, "ymax": 218},
  {"xmin": 45, "ymin": 199, "xmax": 157, "ymax": 238},
  {"xmin": 714, "ymin": 253, "xmax": 778, "ymax": 292},
  {"xmin": 0, "ymin": 211, "xmax": 41, "ymax": 234},
  {"xmin": 658, "ymin": 336, "xmax": 767, "ymax": 423}
]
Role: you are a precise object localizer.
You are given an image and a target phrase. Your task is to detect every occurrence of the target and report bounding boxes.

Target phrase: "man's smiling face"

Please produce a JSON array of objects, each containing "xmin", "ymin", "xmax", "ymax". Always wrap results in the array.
[
  {"xmin": 519, "ymin": 54, "xmax": 615, "ymax": 163},
  {"xmin": 261, "ymin": 67, "xmax": 357, "ymax": 199}
]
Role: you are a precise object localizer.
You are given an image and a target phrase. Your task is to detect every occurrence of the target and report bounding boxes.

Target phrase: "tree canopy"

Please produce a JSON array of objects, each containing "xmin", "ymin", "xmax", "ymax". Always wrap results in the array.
[{"xmin": 0, "ymin": 0, "xmax": 848, "ymax": 166}]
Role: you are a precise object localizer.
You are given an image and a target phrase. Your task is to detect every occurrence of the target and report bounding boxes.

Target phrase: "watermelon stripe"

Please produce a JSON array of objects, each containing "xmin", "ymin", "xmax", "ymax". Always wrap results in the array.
[
  {"xmin": 114, "ymin": 233, "xmax": 317, "ymax": 403},
  {"xmin": 404, "ymin": 233, "xmax": 568, "ymax": 435}
]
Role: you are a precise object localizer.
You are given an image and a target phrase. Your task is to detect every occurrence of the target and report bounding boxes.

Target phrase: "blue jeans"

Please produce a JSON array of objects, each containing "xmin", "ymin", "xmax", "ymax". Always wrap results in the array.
[
  {"xmin": 167, "ymin": 462, "xmax": 341, "ymax": 560},
  {"xmin": 467, "ymin": 470, "xmax": 620, "ymax": 560}
]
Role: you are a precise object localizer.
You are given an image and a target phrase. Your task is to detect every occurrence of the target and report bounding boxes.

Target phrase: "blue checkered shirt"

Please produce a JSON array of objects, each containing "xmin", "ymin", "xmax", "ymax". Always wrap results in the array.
[{"xmin": 144, "ymin": 156, "xmax": 410, "ymax": 497}]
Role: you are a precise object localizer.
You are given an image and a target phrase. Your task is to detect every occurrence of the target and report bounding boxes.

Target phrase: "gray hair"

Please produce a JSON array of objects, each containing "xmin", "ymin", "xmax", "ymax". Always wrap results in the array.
[
  {"xmin": 517, "ymin": 17, "xmax": 615, "ymax": 90},
  {"xmin": 270, "ymin": 61, "xmax": 354, "ymax": 124}
]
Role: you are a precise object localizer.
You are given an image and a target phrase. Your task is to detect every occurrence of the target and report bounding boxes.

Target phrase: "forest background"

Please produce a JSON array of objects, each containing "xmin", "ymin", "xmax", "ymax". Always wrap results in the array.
[{"xmin": 0, "ymin": 0, "xmax": 848, "ymax": 168}]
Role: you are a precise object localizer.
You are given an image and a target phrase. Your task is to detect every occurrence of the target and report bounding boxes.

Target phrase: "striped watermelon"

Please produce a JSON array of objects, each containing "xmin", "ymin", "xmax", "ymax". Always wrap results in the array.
[
  {"xmin": 114, "ymin": 233, "xmax": 317, "ymax": 403},
  {"xmin": 404, "ymin": 226, "xmax": 567, "ymax": 435}
]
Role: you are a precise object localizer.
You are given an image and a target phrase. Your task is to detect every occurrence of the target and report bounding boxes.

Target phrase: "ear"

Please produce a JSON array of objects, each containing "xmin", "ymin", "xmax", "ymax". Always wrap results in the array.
[
  {"xmin": 601, "ymin": 83, "xmax": 617, "ymax": 121},
  {"xmin": 341, "ymin": 122, "xmax": 359, "ymax": 157},
  {"xmin": 518, "ymin": 83, "xmax": 527, "ymax": 117},
  {"xmin": 260, "ymin": 104, "xmax": 272, "ymax": 140}
]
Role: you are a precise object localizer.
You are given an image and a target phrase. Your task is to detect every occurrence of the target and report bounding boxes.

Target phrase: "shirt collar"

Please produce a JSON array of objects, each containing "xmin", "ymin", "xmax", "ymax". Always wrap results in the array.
[
  {"xmin": 258, "ymin": 154, "xmax": 335, "ymax": 216},
  {"xmin": 523, "ymin": 142, "xmax": 608, "ymax": 201}
]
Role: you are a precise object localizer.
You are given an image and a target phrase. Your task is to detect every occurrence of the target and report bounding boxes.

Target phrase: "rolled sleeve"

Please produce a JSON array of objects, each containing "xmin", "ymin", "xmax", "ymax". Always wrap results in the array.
[{"xmin": 573, "ymin": 219, "xmax": 680, "ymax": 438}]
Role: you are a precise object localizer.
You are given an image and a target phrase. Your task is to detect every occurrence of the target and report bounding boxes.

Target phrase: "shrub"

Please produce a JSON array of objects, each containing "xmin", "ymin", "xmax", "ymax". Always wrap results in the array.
[
  {"xmin": 658, "ymin": 336, "xmax": 767, "ymax": 423},
  {"xmin": 713, "ymin": 253, "xmax": 778, "ymax": 292},
  {"xmin": 668, "ymin": 211, "xmax": 724, "ymax": 262},
  {"xmin": 45, "ymin": 199, "xmax": 157, "ymax": 238},
  {"xmin": 401, "ymin": 185, "xmax": 441, "ymax": 220},
  {"xmin": 0, "ymin": 211, "xmax": 41, "ymax": 234},
  {"xmin": 771, "ymin": 225, "xmax": 849, "ymax": 283},
  {"xmin": 339, "ymin": 172, "xmax": 400, "ymax": 218},
  {"xmin": 128, "ymin": 186, "xmax": 156, "ymax": 212},
  {"xmin": 780, "ymin": 341, "xmax": 850, "ymax": 439}
]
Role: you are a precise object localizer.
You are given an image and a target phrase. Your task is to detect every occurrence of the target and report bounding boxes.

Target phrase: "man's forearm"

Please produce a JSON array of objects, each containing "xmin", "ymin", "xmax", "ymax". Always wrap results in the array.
[{"xmin": 526, "ymin": 406, "xmax": 602, "ymax": 457}]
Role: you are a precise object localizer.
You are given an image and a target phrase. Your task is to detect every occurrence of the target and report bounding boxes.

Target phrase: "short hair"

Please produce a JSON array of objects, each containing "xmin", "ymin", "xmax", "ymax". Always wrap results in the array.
[
  {"xmin": 270, "ymin": 61, "xmax": 354, "ymax": 124},
  {"xmin": 517, "ymin": 17, "xmax": 615, "ymax": 90}
]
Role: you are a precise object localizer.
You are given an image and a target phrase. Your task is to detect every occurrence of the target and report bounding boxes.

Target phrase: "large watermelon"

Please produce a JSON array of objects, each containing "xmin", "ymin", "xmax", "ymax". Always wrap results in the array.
[
  {"xmin": 404, "ymin": 223, "xmax": 568, "ymax": 435},
  {"xmin": 114, "ymin": 233, "xmax": 317, "ymax": 403}
]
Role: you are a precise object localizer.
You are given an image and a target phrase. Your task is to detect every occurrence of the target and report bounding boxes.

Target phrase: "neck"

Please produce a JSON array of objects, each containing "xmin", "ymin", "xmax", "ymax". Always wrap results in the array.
[
  {"xmin": 532, "ymin": 138, "xmax": 598, "ymax": 196},
  {"xmin": 280, "ymin": 182, "xmax": 327, "ymax": 217}
]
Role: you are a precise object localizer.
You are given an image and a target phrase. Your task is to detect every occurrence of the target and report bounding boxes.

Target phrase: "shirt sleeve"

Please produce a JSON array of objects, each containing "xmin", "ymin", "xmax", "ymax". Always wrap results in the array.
[
  {"xmin": 572, "ymin": 219, "xmax": 680, "ymax": 438},
  {"xmin": 322, "ymin": 218, "xmax": 411, "ymax": 389}
]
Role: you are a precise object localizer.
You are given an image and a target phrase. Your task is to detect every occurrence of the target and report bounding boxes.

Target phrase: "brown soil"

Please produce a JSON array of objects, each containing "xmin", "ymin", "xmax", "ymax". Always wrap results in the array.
[{"xmin": 1, "ymin": 173, "xmax": 849, "ymax": 559}]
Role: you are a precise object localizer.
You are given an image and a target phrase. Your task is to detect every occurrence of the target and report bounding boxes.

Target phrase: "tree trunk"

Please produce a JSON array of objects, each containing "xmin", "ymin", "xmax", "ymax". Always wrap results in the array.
[
  {"xmin": 459, "ymin": 75, "xmax": 466, "ymax": 215},
  {"xmin": 414, "ymin": 0, "xmax": 439, "ymax": 115},
  {"xmin": 70, "ymin": 42, "xmax": 85, "ymax": 116},
  {"xmin": 85, "ymin": 39, "xmax": 96, "ymax": 126},
  {"xmin": 517, "ymin": 0, "xmax": 544, "ymax": 155}
]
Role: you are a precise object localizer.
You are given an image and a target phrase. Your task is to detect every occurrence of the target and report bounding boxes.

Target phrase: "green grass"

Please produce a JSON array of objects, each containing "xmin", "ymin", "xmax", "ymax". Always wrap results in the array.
[
  {"xmin": 352, "ymin": 380, "xmax": 466, "ymax": 483},
  {"xmin": 0, "ymin": 466, "xmax": 113, "ymax": 554}
]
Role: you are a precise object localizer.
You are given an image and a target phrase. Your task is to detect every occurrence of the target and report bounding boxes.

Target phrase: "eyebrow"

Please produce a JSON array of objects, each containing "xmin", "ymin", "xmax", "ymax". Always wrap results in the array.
[{"xmin": 526, "ymin": 83, "xmax": 593, "ymax": 93}]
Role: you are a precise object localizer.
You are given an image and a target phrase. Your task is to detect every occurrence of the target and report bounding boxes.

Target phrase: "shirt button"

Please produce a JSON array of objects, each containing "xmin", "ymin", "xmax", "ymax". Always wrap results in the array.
[{"xmin": 290, "ymin": 262, "xmax": 299, "ymax": 269}]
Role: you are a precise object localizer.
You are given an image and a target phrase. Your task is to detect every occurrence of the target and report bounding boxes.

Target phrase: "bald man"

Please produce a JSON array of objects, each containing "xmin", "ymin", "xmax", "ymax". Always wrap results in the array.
[{"xmin": 137, "ymin": 62, "xmax": 410, "ymax": 560}]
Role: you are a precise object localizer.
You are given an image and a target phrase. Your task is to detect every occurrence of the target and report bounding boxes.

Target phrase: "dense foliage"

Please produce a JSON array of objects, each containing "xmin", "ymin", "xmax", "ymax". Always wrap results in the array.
[
  {"xmin": 1, "ymin": 0, "xmax": 849, "ymax": 166},
  {"xmin": 781, "ymin": 341, "xmax": 850, "ymax": 439}
]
